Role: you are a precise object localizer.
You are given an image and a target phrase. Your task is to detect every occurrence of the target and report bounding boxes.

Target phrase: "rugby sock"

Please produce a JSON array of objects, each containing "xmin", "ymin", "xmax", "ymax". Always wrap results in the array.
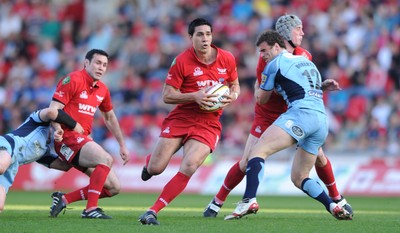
[
  {"xmin": 145, "ymin": 154, "xmax": 151, "ymax": 167},
  {"xmin": 150, "ymin": 172, "xmax": 190, "ymax": 213},
  {"xmin": 243, "ymin": 157, "xmax": 264, "ymax": 200},
  {"xmin": 301, "ymin": 178, "xmax": 333, "ymax": 211},
  {"xmin": 315, "ymin": 158, "xmax": 341, "ymax": 200},
  {"xmin": 215, "ymin": 161, "xmax": 245, "ymax": 204},
  {"xmin": 85, "ymin": 164, "xmax": 110, "ymax": 211},
  {"xmin": 64, "ymin": 186, "xmax": 112, "ymax": 204}
]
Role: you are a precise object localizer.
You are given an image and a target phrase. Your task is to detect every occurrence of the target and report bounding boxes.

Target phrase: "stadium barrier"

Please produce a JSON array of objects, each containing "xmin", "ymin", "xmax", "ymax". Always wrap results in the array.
[{"xmin": 11, "ymin": 156, "xmax": 400, "ymax": 196}]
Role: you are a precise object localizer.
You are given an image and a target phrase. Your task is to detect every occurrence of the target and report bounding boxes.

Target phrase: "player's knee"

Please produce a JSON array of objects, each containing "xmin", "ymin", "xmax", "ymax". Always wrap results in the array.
[
  {"xmin": 290, "ymin": 174, "xmax": 305, "ymax": 189},
  {"xmin": 99, "ymin": 153, "xmax": 113, "ymax": 167},
  {"xmin": 147, "ymin": 164, "xmax": 164, "ymax": 176}
]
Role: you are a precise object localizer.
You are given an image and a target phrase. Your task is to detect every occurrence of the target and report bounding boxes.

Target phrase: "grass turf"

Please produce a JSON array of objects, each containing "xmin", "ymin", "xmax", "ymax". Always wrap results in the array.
[{"xmin": 1, "ymin": 191, "xmax": 399, "ymax": 233}]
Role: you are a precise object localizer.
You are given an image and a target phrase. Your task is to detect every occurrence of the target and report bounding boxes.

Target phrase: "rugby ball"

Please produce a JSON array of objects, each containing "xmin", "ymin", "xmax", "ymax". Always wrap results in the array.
[{"xmin": 200, "ymin": 83, "xmax": 230, "ymax": 111}]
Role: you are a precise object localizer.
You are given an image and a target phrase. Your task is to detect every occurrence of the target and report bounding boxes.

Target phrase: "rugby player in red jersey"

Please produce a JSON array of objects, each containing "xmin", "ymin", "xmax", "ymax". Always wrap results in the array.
[
  {"xmin": 204, "ymin": 14, "xmax": 353, "ymax": 219},
  {"xmin": 138, "ymin": 18, "xmax": 240, "ymax": 225},
  {"xmin": 48, "ymin": 49, "xmax": 130, "ymax": 219}
]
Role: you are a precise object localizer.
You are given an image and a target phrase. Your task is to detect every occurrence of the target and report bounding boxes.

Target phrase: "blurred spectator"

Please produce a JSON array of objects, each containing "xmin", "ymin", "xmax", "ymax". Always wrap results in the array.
[{"xmin": 0, "ymin": 0, "xmax": 399, "ymax": 158}]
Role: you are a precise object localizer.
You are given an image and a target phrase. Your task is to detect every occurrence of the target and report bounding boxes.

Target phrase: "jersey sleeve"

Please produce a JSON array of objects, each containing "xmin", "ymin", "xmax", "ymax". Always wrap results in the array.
[
  {"xmin": 226, "ymin": 52, "xmax": 238, "ymax": 83},
  {"xmin": 99, "ymin": 88, "xmax": 113, "ymax": 112},
  {"xmin": 52, "ymin": 74, "xmax": 77, "ymax": 105},
  {"xmin": 165, "ymin": 57, "xmax": 184, "ymax": 89},
  {"xmin": 293, "ymin": 47, "xmax": 313, "ymax": 61},
  {"xmin": 260, "ymin": 60, "xmax": 278, "ymax": 91},
  {"xmin": 256, "ymin": 55, "xmax": 267, "ymax": 83}
]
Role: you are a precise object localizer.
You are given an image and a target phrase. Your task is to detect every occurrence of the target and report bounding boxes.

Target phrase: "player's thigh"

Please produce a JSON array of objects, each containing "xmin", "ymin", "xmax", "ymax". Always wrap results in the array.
[
  {"xmin": 251, "ymin": 125, "xmax": 295, "ymax": 159},
  {"xmin": 291, "ymin": 149, "xmax": 317, "ymax": 188},
  {"xmin": 0, "ymin": 185, "xmax": 6, "ymax": 212},
  {"xmin": 180, "ymin": 139, "xmax": 212, "ymax": 176},
  {"xmin": 239, "ymin": 134, "xmax": 259, "ymax": 171},
  {"xmin": 148, "ymin": 137, "xmax": 183, "ymax": 173},
  {"xmin": 79, "ymin": 141, "xmax": 113, "ymax": 168},
  {"xmin": 0, "ymin": 151, "xmax": 11, "ymax": 174}
]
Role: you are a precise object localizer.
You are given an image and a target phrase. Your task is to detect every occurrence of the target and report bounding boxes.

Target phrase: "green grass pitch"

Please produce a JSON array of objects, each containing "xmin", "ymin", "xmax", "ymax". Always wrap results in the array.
[{"xmin": 1, "ymin": 191, "xmax": 399, "ymax": 233}]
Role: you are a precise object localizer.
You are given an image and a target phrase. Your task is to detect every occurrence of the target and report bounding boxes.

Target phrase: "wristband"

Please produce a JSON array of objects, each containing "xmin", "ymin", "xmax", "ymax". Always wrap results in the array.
[{"xmin": 55, "ymin": 109, "xmax": 77, "ymax": 129}]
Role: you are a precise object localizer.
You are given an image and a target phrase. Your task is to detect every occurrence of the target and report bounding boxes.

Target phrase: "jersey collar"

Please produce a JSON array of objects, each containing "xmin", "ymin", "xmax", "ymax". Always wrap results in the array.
[{"xmin": 81, "ymin": 69, "xmax": 99, "ymax": 88}]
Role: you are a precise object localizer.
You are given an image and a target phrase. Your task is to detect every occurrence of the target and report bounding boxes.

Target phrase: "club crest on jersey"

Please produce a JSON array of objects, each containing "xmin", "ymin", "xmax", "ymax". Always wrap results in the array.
[
  {"xmin": 217, "ymin": 68, "xmax": 227, "ymax": 74},
  {"xmin": 80, "ymin": 91, "xmax": 88, "ymax": 99},
  {"xmin": 193, "ymin": 67, "xmax": 203, "ymax": 76},
  {"xmin": 62, "ymin": 76, "xmax": 71, "ymax": 85},
  {"xmin": 96, "ymin": 95, "xmax": 104, "ymax": 102}
]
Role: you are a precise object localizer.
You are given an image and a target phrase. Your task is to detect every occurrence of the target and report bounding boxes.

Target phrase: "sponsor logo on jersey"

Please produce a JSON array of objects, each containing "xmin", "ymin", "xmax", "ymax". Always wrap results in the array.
[
  {"xmin": 193, "ymin": 67, "xmax": 203, "ymax": 76},
  {"xmin": 255, "ymin": 125, "xmax": 262, "ymax": 133},
  {"xmin": 78, "ymin": 103, "xmax": 97, "ymax": 116},
  {"xmin": 80, "ymin": 91, "xmax": 88, "ymax": 99},
  {"xmin": 62, "ymin": 76, "xmax": 71, "ymax": 85},
  {"xmin": 77, "ymin": 137, "xmax": 85, "ymax": 143},
  {"xmin": 167, "ymin": 73, "xmax": 172, "ymax": 80},
  {"xmin": 96, "ymin": 95, "xmax": 104, "ymax": 102},
  {"xmin": 196, "ymin": 80, "xmax": 222, "ymax": 88},
  {"xmin": 217, "ymin": 68, "xmax": 226, "ymax": 74},
  {"xmin": 55, "ymin": 91, "xmax": 64, "ymax": 97},
  {"xmin": 308, "ymin": 90, "xmax": 323, "ymax": 98},
  {"xmin": 162, "ymin": 127, "xmax": 170, "ymax": 134}
]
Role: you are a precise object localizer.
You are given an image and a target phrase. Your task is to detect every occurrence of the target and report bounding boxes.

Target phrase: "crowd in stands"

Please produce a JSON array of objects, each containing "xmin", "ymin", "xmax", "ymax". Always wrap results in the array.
[{"xmin": 0, "ymin": 0, "xmax": 399, "ymax": 159}]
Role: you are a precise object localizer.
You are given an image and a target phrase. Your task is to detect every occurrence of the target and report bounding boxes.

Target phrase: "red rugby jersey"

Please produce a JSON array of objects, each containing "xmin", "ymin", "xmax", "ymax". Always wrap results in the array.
[
  {"xmin": 165, "ymin": 44, "xmax": 238, "ymax": 119},
  {"xmin": 52, "ymin": 69, "xmax": 113, "ymax": 135}
]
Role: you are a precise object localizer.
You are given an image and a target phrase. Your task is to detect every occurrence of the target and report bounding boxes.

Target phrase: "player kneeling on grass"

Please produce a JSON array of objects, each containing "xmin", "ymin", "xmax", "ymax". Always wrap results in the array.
[{"xmin": 0, "ymin": 108, "xmax": 83, "ymax": 213}]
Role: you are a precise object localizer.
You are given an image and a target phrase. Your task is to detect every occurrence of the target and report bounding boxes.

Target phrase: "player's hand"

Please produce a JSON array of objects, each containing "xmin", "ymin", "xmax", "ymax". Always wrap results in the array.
[
  {"xmin": 53, "ymin": 128, "xmax": 64, "ymax": 142},
  {"xmin": 119, "ymin": 145, "xmax": 131, "ymax": 165},
  {"xmin": 322, "ymin": 79, "xmax": 342, "ymax": 91},
  {"xmin": 197, "ymin": 88, "xmax": 218, "ymax": 108},
  {"xmin": 73, "ymin": 122, "xmax": 84, "ymax": 134}
]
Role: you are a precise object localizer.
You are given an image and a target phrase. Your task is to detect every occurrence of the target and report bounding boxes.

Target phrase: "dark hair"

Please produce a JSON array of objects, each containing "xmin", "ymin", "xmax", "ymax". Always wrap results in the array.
[
  {"xmin": 188, "ymin": 18, "xmax": 212, "ymax": 36},
  {"xmin": 85, "ymin": 49, "xmax": 109, "ymax": 61},
  {"xmin": 255, "ymin": 30, "xmax": 286, "ymax": 49}
]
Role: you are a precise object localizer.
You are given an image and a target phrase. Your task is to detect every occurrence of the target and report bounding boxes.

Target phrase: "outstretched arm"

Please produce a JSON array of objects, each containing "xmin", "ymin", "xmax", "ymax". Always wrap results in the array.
[{"xmin": 102, "ymin": 110, "xmax": 130, "ymax": 165}]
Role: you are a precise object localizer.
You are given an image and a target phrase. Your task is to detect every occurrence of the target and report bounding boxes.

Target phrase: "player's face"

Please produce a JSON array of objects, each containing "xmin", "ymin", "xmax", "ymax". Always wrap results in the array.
[
  {"xmin": 190, "ymin": 25, "xmax": 212, "ymax": 55},
  {"xmin": 258, "ymin": 42, "xmax": 279, "ymax": 62},
  {"xmin": 290, "ymin": 25, "xmax": 304, "ymax": 46},
  {"xmin": 85, "ymin": 54, "xmax": 108, "ymax": 81}
]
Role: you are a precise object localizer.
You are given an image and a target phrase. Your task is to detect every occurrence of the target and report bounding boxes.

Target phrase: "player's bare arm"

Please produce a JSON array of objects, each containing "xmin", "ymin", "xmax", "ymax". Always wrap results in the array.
[
  {"xmin": 101, "ymin": 110, "xmax": 130, "ymax": 165},
  {"xmin": 256, "ymin": 88, "xmax": 273, "ymax": 105},
  {"xmin": 162, "ymin": 84, "xmax": 214, "ymax": 106}
]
